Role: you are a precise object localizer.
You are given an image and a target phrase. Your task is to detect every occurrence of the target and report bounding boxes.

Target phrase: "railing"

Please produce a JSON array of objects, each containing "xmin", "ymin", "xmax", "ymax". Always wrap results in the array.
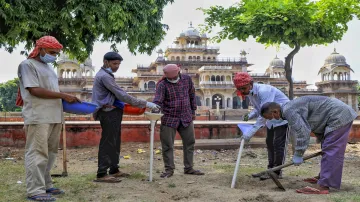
[
  {"xmin": 199, "ymin": 66, "xmax": 232, "ymax": 71},
  {"xmin": 249, "ymin": 73, "xmax": 270, "ymax": 77},
  {"xmin": 164, "ymin": 57, "xmax": 246, "ymax": 63},
  {"xmin": 199, "ymin": 81, "xmax": 234, "ymax": 85},
  {"xmin": 167, "ymin": 44, "xmax": 220, "ymax": 50}
]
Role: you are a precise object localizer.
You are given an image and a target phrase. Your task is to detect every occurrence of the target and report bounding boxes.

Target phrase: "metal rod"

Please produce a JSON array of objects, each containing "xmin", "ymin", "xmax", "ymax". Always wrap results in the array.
[
  {"xmin": 149, "ymin": 120, "xmax": 156, "ymax": 182},
  {"xmin": 231, "ymin": 139, "xmax": 245, "ymax": 188}
]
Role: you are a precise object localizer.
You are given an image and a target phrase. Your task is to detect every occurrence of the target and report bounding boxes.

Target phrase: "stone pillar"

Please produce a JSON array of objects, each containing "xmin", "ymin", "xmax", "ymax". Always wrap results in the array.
[{"xmin": 348, "ymin": 94, "xmax": 353, "ymax": 109}]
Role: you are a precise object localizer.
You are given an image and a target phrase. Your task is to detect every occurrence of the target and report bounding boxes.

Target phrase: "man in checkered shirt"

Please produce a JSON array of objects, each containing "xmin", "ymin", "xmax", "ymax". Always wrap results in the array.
[
  {"xmin": 153, "ymin": 64, "xmax": 205, "ymax": 178},
  {"xmin": 260, "ymin": 96, "xmax": 357, "ymax": 194}
]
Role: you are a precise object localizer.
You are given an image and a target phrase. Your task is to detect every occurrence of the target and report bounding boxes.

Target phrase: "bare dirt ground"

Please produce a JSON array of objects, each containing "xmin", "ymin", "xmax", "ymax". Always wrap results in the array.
[{"xmin": 1, "ymin": 142, "xmax": 360, "ymax": 202}]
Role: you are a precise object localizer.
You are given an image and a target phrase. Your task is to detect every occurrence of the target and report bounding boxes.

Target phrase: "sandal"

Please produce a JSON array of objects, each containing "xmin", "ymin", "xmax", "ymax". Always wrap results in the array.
[
  {"xmin": 303, "ymin": 177, "xmax": 319, "ymax": 184},
  {"xmin": 184, "ymin": 169, "xmax": 205, "ymax": 175},
  {"xmin": 93, "ymin": 175, "xmax": 122, "ymax": 183},
  {"xmin": 110, "ymin": 171, "xmax": 130, "ymax": 178},
  {"xmin": 296, "ymin": 186, "xmax": 329, "ymax": 194},
  {"xmin": 27, "ymin": 193, "xmax": 56, "ymax": 201},
  {"xmin": 160, "ymin": 171, "xmax": 173, "ymax": 178},
  {"xmin": 46, "ymin": 188, "xmax": 64, "ymax": 195}
]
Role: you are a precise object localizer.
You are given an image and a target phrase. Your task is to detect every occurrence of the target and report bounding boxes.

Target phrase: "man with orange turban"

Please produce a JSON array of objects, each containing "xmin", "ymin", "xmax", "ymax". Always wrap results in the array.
[
  {"xmin": 233, "ymin": 72, "xmax": 290, "ymax": 180},
  {"xmin": 153, "ymin": 64, "xmax": 204, "ymax": 178},
  {"xmin": 17, "ymin": 36, "xmax": 80, "ymax": 201}
]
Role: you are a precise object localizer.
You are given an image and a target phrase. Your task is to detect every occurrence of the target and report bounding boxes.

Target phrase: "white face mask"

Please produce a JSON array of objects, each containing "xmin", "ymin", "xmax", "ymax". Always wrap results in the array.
[{"xmin": 167, "ymin": 77, "xmax": 180, "ymax": 83}]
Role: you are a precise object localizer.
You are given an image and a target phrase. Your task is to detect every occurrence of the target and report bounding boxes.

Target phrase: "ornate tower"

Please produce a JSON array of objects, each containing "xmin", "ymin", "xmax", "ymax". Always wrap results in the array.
[
  {"xmin": 316, "ymin": 49, "xmax": 358, "ymax": 111},
  {"xmin": 265, "ymin": 56, "xmax": 285, "ymax": 78}
]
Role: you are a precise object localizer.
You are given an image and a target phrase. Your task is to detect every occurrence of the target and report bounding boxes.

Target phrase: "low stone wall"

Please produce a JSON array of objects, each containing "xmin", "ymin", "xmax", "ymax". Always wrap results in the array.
[{"xmin": 1, "ymin": 121, "xmax": 359, "ymax": 148}]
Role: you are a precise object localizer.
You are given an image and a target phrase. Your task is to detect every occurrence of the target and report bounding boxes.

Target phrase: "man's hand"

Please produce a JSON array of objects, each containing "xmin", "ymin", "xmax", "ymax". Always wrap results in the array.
[
  {"xmin": 146, "ymin": 102, "xmax": 161, "ymax": 110},
  {"xmin": 242, "ymin": 114, "xmax": 249, "ymax": 121},
  {"xmin": 62, "ymin": 93, "xmax": 81, "ymax": 103},
  {"xmin": 292, "ymin": 155, "xmax": 303, "ymax": 166}
]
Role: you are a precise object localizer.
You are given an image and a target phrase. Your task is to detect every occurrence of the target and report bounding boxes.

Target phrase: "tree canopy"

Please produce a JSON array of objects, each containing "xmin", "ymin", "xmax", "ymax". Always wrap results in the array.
[
  {"xmin": 0, "ymin": 0, "xmax": 174, "ymax": 61},
  {"xmin": 0, "ymin": 78, "xmax": 21, "ymax": 112},
  {"xmin": 200, "ymin": 0, "xmax": 360, "ymax": 99}
]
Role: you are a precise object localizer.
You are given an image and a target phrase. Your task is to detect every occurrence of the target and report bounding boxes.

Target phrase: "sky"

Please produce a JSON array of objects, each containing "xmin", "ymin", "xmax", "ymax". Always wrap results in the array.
[{"xmin": 1, "ymin": 0, "xmax": 360, "ymax": 89}]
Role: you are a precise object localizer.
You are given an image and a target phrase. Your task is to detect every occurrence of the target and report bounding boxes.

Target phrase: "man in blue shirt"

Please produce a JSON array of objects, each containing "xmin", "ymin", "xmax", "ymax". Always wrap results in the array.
[
  {"xmin": 233, "ymin": 72, "xmax": 290, "ymax": 180},
  {"xmin": 92, "ymin": 52, "xmax": 159, "ymax": 183}
]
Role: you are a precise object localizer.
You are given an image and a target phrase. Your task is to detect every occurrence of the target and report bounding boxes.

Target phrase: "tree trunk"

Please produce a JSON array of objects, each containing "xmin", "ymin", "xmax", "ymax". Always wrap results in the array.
[{"xmin": 284, "ymin": 44, "xmax": 300, "ymax": 100}]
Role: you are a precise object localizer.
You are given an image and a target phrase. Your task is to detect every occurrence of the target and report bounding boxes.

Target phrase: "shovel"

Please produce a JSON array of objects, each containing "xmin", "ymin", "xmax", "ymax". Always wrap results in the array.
[{"xmin": 255, "ymin": 151, "xmax": 322, "ymax": 191}]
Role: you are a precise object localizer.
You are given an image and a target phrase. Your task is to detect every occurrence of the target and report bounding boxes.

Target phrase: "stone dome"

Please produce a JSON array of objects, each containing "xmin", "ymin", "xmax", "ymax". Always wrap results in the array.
[
  {"xmin": 269, "ymin": 56, "xmax": 284, "ymax": 68},
  {"xmin": 84, "ymin": 57, "xmax": 92, "ymax": 66},
  {"xmin": 201, "ymin": 33, "xmax": 207, "ymax": 38},
  {"xmin": 325, "ymin": 49, "xmax": 347, "ymax": 65},
  {"xmin": 179, "ymin": 32, "xmax": 186, "ymax": 37},
  {"xmin": 185, "ymin": 28, "xmax": 200, "ymax": 37},
  {"xmin": 184, "ymin": 22, "xmax": 200, "ymax": 37},
  {"xmin": 157, "ymin": 48, "xmax": 163, "ymax": 54}
]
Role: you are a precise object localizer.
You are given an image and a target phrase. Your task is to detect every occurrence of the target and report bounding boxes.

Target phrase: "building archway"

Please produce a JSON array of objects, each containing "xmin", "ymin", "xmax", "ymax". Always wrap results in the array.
[
  {"xmin": 212, "ymin": 94, "xmax": 224, "ymax": 109},
  {"xmin": 205, "ymin": 75, "xmax": 210, "ymax": 81},
  {"xmin": 148, "ymin": 81, "xmax": 156, "ymax": 90},
  {"xmin": 242, "ymin": 97, "xmax": 250, "ymax": 109},
  {"xmin": 233, "ymin": 96, "xmax": 241, "ymax": 109},
  {"xmin": 211, "ymin": 75, "xmax": 216, "ymax": 81},
  {"xmin": 196, "ymin": 96, "xmax": 202, "ymax": 106}
]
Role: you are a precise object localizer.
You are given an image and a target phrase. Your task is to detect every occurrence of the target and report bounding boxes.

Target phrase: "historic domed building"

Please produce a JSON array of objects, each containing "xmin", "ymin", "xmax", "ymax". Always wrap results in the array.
[
  {"xmin": 315, "ymin": 49, "xmax": 358, "ymax": 110},
  {"xmin": 56, "ymin": 24, "xmax": 358, "ymax": 111}
]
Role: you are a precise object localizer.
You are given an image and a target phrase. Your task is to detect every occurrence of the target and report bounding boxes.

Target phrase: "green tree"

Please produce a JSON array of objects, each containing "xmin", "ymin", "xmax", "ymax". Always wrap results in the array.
[
  {"xmin": 200, "ymin": 0, "xmax": 360, "ymax": 99},
  {"xmin": 0, "ymin": 0, "xmax": 174, "ymax": 61},
  {"xmin": 0, "ymin": 78, "xmax": 21, "ymax": 112}
]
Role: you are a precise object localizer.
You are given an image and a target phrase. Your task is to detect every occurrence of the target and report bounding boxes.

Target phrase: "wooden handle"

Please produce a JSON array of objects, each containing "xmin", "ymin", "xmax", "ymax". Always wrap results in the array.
[
  {"xmin": 256, "ymin": 151, "xmax": 322, "ymax": 176},
  {"xmin": 62, "ymin": 122, "xmax": 67, "ymax": 175}
]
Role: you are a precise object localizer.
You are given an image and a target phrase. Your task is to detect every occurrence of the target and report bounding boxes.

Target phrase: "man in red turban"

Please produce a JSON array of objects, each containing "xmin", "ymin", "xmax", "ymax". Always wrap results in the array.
[
  {"xmin": 233, "ymin": 72, "xmax": 291, "ymax": 181},
  {"xmin": 17, "ymin": 36, "xmax": 80, "ymax": 201}
]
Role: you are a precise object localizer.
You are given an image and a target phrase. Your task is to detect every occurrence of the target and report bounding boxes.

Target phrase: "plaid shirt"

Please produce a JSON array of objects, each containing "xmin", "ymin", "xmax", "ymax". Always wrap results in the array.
[
  {"xmin": 153, "ymin": 74, "xmax": 197, "ymax": 128},
  {"xmin": 282, "ymin": 96, "xmax": 357, "ymax": 156}
]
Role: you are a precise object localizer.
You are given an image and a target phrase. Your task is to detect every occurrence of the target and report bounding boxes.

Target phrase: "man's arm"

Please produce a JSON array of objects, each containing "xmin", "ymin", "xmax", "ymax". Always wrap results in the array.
[
  {"xmin": 285, "ymin": 110, "xmax": 311, "ymax": 157},
  {"xmin": 188, "ymin": 77, "xmax": 197, "ymax": 115},
  {"xmin": 102, "ymin": 75, "xmax": 147, "ymax": 108},
  {"xmin": 27, "ymin": 88, "xmax": 80, "ymax": 103},
  {"xmin": 247, "ymin": 108, "xmax": 258, "ymax": 120}
]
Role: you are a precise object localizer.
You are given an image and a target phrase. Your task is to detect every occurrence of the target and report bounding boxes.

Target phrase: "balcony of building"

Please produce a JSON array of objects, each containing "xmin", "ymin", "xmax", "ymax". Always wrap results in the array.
[
  {"xmin": 199, "ymin": 81, "xmax": 235, "ymax": 89},
  {"xmin": 166, "ymin": 44, "xmax": 220, "ymax": 50},
  {"xmin": 159, "ymin": 57, "xmax": 251, "ymax": 66}
]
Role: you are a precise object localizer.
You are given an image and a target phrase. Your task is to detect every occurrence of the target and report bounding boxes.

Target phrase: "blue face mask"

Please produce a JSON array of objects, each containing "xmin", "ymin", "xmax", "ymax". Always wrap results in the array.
[{"xmin": 40, "ymin": 53, "xmax": 57, "ymax": 63}]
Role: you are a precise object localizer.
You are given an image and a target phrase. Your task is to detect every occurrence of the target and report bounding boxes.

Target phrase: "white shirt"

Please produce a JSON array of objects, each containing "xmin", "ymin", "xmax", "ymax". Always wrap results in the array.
[
  {"xmin": 245, "ymin": 83, "xmax": 289, "ymax": 136},
  {"xmin": 18, "ymin": 59, "xmax": 63, "ymax": 125}
]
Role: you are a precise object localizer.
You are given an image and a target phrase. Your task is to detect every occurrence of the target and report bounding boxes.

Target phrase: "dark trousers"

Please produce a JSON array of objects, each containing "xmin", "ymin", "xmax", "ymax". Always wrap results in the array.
[
  {"xmin": 160, "ymin": 122, "xmax": 195, "ymax": 172},
  {"xmin": 97, "ymin": 108, "xmax": 123, "ymax": 178},
  {"xmin": 266, "ymin": 124, "xmax": 288, "ymax": 175}
]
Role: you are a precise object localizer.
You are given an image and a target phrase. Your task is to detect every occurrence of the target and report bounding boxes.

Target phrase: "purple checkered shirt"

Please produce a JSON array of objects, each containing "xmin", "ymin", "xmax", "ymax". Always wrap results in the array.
[{"xmin": 153, "ymin": 74, "xmax": 197, "ymax": 129}]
